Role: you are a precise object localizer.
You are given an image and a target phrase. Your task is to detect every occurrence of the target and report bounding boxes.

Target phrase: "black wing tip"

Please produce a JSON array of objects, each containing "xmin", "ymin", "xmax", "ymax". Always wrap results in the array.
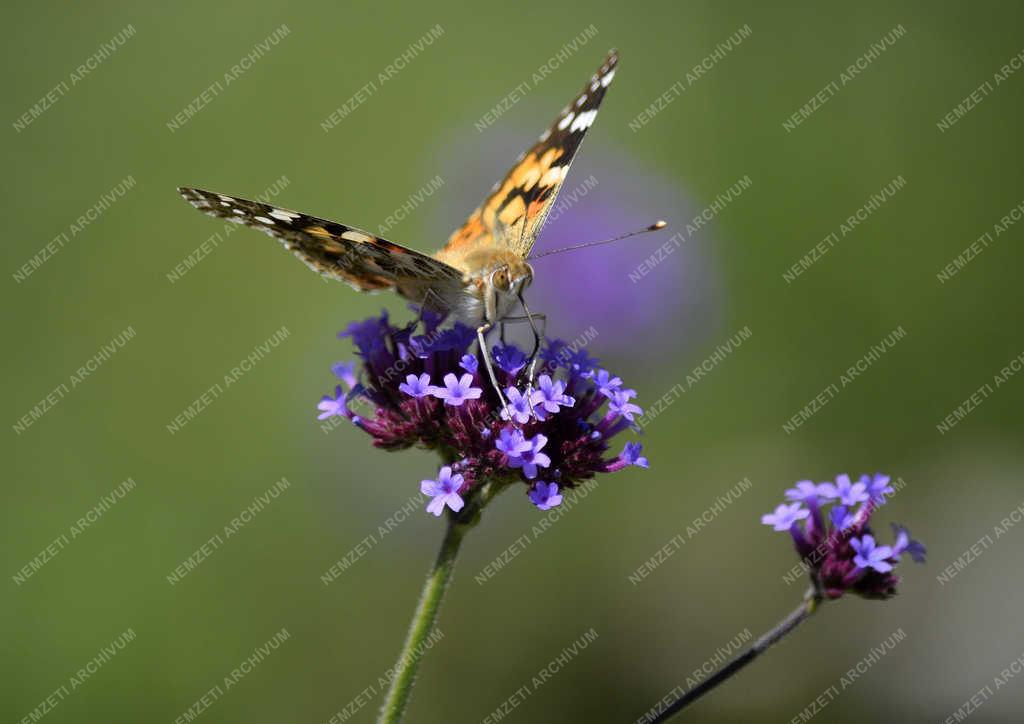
[{"xmin": 177, "ymin": 186, "xmax": 215, "ymax": 211}]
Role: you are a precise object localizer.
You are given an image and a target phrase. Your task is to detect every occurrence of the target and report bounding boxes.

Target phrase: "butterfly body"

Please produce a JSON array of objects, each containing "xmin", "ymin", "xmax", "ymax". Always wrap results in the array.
[{"xmin": 438, "ymin": 249, "xmax": 534, "ymax": 326}]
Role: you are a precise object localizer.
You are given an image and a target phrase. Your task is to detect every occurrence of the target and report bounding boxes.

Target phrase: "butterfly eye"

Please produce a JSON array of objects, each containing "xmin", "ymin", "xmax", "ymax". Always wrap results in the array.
[{"xmin": 492, "ymin": 268, "xmax": 510, "ymax": 291}]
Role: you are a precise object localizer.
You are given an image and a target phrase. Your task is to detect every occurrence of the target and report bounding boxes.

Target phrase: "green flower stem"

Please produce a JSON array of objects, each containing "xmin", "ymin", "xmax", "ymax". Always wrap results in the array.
[
  {"xmin": 650, "ymin": 586, "xmax": 824, "ymax": 723},
  {"xmin": 377, "ymin": 479, "xmax": 505, "ymax": 724}
]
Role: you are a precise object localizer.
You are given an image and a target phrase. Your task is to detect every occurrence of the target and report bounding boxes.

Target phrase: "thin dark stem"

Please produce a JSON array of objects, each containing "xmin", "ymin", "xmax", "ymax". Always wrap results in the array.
[
  {"xmin": 377, "ymin": 479, "xmax": 506, "ymax": 724},
  {"xmin": 377, "ymin": 516, "xmax": 465, "ymax": 724},
  {"xmin": 650, "ymin": 587, "xmax": 824, "ymax": 723}
]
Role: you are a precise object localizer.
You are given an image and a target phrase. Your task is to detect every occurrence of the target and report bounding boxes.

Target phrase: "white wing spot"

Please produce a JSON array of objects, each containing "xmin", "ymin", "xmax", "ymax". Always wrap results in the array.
[
  {"xmin": 341, "ymin": 230, "xmax": 372, "ymax": 243},
  {"xmin": 601, "ymin": 68, "xmax": 616, "ymax": 87},
  {"xmin": 590, "ymin": 79, "xmax": 599, "ymax": 92},
  {"xmin": 575, "ymin": 94, "xmax": 587, "ymax": 107},
  {"xmin": 218, "ymin": 195, "xmax": 234, "ymax": 202},
  {"xmin": 269, "ymin": 209, "xmax": 299, "ymax": 222},
  {"xmin": 233, "ymin": 209, "xmax": 246, "ymax": 215},
  {"xmin": 557, "ymin": 112, "xmax": 575, "ymax": 131},
  {"xmin": 539, "ymin": 128, "xmax": 551, "ymax": 142},
  {"xmin": 219, "ymin": 201, "xmax": 231, "ymax": 207},
  {"xmin": 255, "ymin": 216, "xmax": 275, "ymax": 225},
  {"xmin": 570, "ymin": 109, "xmax": 597, "ymax": 132}
]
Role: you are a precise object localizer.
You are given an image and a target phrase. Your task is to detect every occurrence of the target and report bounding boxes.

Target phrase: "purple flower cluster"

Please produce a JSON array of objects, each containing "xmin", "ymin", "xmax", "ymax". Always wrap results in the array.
[
  {"xmin": 318, "ymin": 309, "xmax": 649, "ymax": 517},
  {"xmin": 762, "ymin": 473, "xmax": 925, "ymax": 599}
]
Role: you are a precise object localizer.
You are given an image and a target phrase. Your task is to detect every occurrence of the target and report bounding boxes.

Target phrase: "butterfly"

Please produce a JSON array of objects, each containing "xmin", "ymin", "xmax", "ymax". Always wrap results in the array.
[{"xmin": 179, "ymin": 49, "xmax": 661, "ymax": 411}]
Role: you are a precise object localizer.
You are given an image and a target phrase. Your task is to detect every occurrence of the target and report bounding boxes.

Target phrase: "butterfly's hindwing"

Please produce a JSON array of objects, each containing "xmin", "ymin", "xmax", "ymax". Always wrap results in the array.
[
  {"xmin": 439, "ymin": 49, "xmax": 619, "ymax": 264},
  {"xmin": 178, "ymin": 187, "xmax": 464, "ymax": 295}
]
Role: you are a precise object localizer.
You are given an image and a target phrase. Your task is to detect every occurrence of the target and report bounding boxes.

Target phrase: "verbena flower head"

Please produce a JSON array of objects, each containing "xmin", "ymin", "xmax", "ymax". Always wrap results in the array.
[
  {"xmin": 318, "ymin": 309, "xmax": 649, "ymax": 516},
  {"xmin": 762, "ymin": 472, "xmax": 925, "ymax": 599}
]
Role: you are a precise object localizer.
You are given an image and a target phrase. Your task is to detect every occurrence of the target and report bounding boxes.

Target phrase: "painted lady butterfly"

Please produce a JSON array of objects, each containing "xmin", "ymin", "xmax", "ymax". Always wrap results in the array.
[{"xmin": 179, "ymin": 49, "xmax": 660, "ymax": 406}]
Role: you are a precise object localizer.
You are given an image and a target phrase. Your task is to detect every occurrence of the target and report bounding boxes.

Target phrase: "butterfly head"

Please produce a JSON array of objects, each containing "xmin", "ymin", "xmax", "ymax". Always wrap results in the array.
[
  {"xmin": 488, "ymin": 257, "xmax": 534, "ymax": 296},
  {"xmin": 478, "ymin": 254, "xmax": 534, "ymax": 324}
]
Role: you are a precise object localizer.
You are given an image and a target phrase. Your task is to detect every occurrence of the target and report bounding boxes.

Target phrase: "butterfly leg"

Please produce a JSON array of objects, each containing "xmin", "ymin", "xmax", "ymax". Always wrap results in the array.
[
  {"xmin": 397, "ymin": 287, "xmax": 445, "ymax": 340},
  {"xmin": 518, "ymin": 295, "xmax": 547, "ymax": 391},
  {"xmin": 477, "ymin": 323, "xmax": 515, "ymax": 425},
  {"xmin": 502, "ymin": 305, "xmax": 547, "ymax": 416}
]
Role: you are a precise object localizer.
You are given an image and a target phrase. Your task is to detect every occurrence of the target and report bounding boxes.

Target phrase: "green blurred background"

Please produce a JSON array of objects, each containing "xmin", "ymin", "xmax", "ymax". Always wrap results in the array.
[{"xmin": 4, "ymin": 1, "xmax": 1023, "ymax": 721}]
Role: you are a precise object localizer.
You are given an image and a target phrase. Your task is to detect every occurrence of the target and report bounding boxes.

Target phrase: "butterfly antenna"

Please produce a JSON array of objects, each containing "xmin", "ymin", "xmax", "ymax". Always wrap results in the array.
[{"xmin": 528, "ymin": 220, "xmax": 667, "ymax": 259}]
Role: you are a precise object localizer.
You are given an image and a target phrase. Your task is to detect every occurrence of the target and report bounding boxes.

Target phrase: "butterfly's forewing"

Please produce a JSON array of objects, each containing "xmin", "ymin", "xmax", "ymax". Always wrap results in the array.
[
  {"xmin": 438, "ymin": 49, "xmax": 619, "ymax": 264},
  {"xmin": 178, "ymin": 187, "xmax": 464, "ymax": 299}
]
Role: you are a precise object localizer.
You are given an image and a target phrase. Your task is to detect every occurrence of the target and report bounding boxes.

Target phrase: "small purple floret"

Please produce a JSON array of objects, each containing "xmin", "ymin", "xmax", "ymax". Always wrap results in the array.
[
  {"xmin": 507, "ymin": 433, "xmax": 551, "ymax": 479},
  {"xmin": 785, "ymin": 480, "xmax": 830, "ymax": 502},
  {"xmin": 421, "ymin": 466, "xmax": 465, "ymax": 516},
  {"xmin": 399, "ymin": 373, "xmax": 433, "ymax": 398},
  {"xmin": 587, "ymin": 369, "xmax": 623, "ymax": 398},
  {"xmin": 850, "ymin": 534, "xmax": 894, "ymax": 573},
  {"xmin": 530, "ymin": 375, "xmax": 574, "ymax": 420},
  {"xmin": 317, "ymin": 386, "xmax": 346, "ymax": 420},
  {"xmin": 332, "ymin": 361, "xmax": 357, "ymax": 389},
  {"xmin": 430, "ymin": 373, "xmax": 482, "ymax": 406},
  {"xmin": 493, "ymin": 344, "xmax": 527, "ymax": 375},
  {"xmin": 621, "ymin": 442, "xmax": 649, "ymax": 468},
  {"xmin": 822, "ymin": 474, "xmax": 870, "ymax": 507},
  {"xmin": 528, "ymin": 481, "xmax": 563, "ymax": 510},
  {"xmin": 608, "ymin": 390, "xmax": 642, "ymax": 422},
  {"xmin": 761, "ymin": 502, "xmax": 810, "ymax": 531},
  {"xmin": 863, "ymin": 473, "xmax": 895, "ymax": 503},
  {"xmin": 891, "ymin": 524, "xmax": 927, "ymax": 563},
  {"xmin": 501, "ymin": 387, "xmax": 534, "ymax": 425}
]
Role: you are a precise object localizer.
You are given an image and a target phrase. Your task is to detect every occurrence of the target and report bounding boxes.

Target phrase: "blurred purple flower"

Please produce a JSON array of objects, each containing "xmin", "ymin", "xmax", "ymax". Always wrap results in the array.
[
  {"xmin": 765, "ymin": 472, "xmax": 925, "ymax": 599},
  {"xmin": 429, "ymin": 126, "xmax": 718, "ymax": 357}
]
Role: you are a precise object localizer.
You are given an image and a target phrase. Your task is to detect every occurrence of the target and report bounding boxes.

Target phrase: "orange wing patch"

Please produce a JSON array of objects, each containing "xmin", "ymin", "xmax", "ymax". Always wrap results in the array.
[{"xmin": 439, "ymin": 49, "xmax": 619, "ymax": 263}]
